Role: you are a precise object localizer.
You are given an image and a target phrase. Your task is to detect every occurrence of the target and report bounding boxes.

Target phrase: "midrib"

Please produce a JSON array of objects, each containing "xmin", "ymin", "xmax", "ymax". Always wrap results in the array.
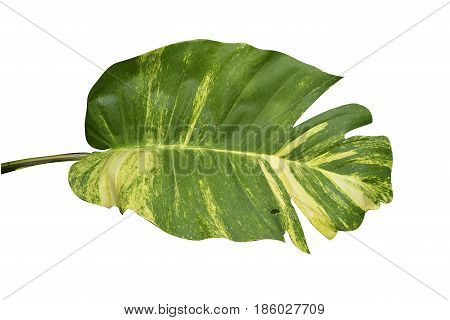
[
  {"xmin": 111, "ymin": 144, "xmax": 352, "ymax": 177},
  {"xmin": 112, "ymin": 144, "xmax": 292, "ymax": 163}
]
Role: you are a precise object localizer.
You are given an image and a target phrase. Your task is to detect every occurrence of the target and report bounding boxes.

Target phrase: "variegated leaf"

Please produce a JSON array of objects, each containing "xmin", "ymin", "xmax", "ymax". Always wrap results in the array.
[{"xmin": 69, "ymin": 40, "xmax": 392, "ymax": 252}]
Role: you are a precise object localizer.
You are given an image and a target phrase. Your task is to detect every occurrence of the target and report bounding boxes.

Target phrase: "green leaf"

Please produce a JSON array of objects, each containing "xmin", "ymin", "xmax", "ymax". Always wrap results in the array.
[{"xmin": 69, "ymin": 40, "xmax": 393, "ymax": 252}]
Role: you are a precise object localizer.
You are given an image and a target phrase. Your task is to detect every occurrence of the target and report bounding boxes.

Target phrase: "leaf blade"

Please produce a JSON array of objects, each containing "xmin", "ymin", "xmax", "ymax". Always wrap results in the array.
[{"xmin": 70, "ymin": 40, "xmax": 392, "ymax": 252}]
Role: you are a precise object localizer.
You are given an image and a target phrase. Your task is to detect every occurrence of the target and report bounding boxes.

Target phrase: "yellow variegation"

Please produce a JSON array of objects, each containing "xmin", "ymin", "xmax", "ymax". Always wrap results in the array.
[{"xmin": 68, "ymin": 40, "xmax": 393, "ymax": 252}]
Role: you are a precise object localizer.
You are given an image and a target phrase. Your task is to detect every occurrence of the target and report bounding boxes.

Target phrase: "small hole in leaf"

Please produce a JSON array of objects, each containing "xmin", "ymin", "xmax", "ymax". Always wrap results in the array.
[{"xmin": 270, "ymin": 208, "xmax": 280, "ymax": 215}]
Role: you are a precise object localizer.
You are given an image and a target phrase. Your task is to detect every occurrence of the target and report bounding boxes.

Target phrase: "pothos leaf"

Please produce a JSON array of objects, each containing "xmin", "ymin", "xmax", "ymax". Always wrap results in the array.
[{"xmin": 68, "ymin": 40, "xmax": 393, "ymax": 252}]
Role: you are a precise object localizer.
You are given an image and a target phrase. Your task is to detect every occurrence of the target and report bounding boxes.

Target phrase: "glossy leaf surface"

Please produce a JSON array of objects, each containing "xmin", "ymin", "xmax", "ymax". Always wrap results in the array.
[{"xmin": 69, "ymin": 40, "xmax": 392, "ymax": 252}]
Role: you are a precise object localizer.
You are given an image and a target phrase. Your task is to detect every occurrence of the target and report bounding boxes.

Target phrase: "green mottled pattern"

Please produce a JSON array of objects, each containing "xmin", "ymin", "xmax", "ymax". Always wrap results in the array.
[{"xmin": 69, "ymin": 40, "xmax": 392, "ymax": 252}]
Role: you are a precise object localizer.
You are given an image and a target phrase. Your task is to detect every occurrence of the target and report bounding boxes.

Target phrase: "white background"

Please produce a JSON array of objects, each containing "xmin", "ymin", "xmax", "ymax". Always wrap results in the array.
[{"xmin": 1, "ymin": 0, "xmax": 449, "ymax": 318}]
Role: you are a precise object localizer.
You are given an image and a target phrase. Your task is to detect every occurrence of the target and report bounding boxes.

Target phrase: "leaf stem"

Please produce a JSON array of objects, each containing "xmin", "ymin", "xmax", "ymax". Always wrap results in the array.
[{"xmin": 1, "ymin": 152, "xmax": 91, "ymax": 174}]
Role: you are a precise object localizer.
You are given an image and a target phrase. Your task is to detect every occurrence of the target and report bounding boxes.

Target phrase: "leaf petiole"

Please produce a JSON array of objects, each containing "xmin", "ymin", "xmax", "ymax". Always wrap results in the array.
[{"xmin": 1, "ymin": 153, "xmax": 90, "ymax": 174}]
